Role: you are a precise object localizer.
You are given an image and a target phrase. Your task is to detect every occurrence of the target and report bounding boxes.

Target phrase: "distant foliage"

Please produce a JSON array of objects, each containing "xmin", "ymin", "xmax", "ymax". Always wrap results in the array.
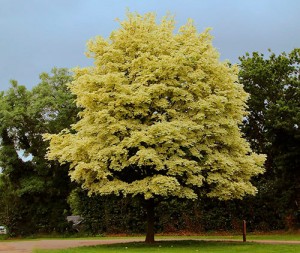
[
  {"xmin": 0, "ymin": 68, "xmax": 78, "ymax": 235},
  {"xmin": 239, "ymin": 48, "xmax": 300, "ymax": 229}
]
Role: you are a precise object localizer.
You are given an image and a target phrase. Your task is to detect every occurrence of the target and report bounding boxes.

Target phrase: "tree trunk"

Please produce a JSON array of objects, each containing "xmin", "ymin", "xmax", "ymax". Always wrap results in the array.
[{"xmin": 145, "ymin": 198, "xmax": 155, "ymax": 243}]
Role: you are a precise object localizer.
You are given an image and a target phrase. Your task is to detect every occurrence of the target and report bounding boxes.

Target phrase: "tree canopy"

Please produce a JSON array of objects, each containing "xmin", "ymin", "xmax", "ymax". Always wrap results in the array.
[
  {"xmin": 0, "ymin": 68, "xmax": 78, "ymax": 235},
  {"xmin": 239, "ymin": 49, "xmax": 300, "ymax": 227},
  {"xmin": 44, "ymin": 12, "xmax": 265, "ymax": 242}
]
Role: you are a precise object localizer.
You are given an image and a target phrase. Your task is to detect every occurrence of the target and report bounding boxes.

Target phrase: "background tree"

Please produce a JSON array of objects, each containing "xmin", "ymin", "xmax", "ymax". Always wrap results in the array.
[
  {"xmin": 45, "ymin": 12, "xmax": 265, "ymax": 243},
  {"xmin": 0, "ymin": 68, "xmax": 78, "ymax": 235},
  {"xmin": 239, "ymin": 49, "xmax": 300, "ymax": 229},
  {"xmin": 68, "ymin": 188, "xmax": 146, "ymax": 235}
]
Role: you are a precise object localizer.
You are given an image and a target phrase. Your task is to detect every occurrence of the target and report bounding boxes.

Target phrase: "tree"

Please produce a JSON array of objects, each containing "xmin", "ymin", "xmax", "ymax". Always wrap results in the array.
[
  {"xmin": 44, "ymin": 13, "xmax": 265, "ymax": 242},
  {"xmin": 239, "ymin": 49, "xmax": 300, "ymax": 228},
  {"xmin": 0, "ymin": 68, "xmax": 78, "ymax": 235},
  {"xmin": 67, "ymin": 188, "xmax": 145, "ymax": 234}
]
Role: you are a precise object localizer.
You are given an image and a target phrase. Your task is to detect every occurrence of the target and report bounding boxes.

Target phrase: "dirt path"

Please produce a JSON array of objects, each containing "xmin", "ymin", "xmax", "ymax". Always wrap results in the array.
[
  {"xmin": 1, "ymin": 238, "xmax": 300, "ymax": 253},
  {"xmin": 0, "ymin": 238, "xmax": 143, "ymax": 253}
]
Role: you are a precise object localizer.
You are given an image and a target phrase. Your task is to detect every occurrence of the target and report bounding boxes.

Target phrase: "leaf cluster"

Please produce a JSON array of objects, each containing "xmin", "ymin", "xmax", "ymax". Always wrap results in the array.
[{"xmin": 46, "ymin": 13, "xmax": 265, "ymax": 201}]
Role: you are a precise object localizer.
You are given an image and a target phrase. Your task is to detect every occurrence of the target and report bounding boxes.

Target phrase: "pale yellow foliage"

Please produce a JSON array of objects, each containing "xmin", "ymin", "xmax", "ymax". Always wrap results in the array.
[{"xmin": 44, "ymin": 12, "xmax": 265, "ymax": 201}]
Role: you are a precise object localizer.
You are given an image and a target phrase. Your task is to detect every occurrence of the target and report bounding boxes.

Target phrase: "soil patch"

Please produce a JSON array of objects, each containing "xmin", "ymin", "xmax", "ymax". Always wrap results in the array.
[
  {"xmin": 0, "ymin": 238, "xmax": 300, "ymax": 253},
  {"xmin": 0, "ymin": 238, "xmax": 143, "ymax": 253}
]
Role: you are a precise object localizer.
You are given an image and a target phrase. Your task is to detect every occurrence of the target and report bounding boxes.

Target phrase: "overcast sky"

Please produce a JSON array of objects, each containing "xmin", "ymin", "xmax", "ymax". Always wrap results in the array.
[{"xmin": 1, "ymin": 0, "xmax": 299, "ymax": 92}]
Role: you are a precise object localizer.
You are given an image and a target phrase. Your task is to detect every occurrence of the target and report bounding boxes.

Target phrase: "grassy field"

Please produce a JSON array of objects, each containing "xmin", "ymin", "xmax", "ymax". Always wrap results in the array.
[
  {"xmin": 156, "ymin": 232, "xmax": 300, "ymax": 241},
  {"xmin": 1, "ymin": 232, "xmax": 299, "ymax": 242},
  {"xmin": 34, "ymin": 240, "xmax": 300, "ymax": 253},
  {"xmin": 1, "ymin": 230, "xmax": 299, "ymax": 240}
]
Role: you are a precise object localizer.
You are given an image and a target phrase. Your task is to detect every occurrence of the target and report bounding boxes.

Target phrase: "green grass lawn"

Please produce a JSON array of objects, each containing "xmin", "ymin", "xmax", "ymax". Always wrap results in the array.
[
  {"xmin": 173, "ymin": 233, "xmax": 300, "ymax": 241},
  {"xmin": 242, "ymin": 233, "xmax": 300, "ymax": 241},
  {"xmin": 1, "ymin": 232, "xmax": 299, "ymax": 243},
  {"xmin": 34, "ymin": 240, "xmax": 300, "ymax": 253},
  {"xmin": 2, "ymin": 231, "xmax": 299, "ymax": 241}
]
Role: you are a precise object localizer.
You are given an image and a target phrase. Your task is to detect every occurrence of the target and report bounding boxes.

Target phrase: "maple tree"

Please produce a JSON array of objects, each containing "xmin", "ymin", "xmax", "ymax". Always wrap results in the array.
[{"xmin": 45, "ymin": 13, "xmax": 265, "ymax": 242}]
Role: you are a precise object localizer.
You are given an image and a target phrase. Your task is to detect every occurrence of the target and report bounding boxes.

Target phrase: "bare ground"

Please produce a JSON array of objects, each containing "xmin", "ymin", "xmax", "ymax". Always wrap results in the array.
[
  {"xmin": 0, "ymin": 238, "xmax": 143, "ymax": 253},
  {"xmin": 0, "ymin": 238, "xmax": 300, "ymax": 253}
]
